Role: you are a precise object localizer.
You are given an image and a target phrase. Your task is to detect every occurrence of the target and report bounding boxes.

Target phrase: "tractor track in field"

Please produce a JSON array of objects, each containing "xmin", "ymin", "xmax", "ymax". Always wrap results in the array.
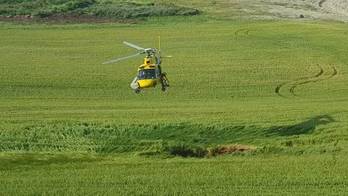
[
  {"xmin": 275, "ymin": 64, "xmax": 338, "ymax": 98},
  {"xmin": 235, "ymin": 28, "xmax": 250, "ymax": 36},
  {"xmin": 275, "ymin": 64, "xmax": 323, "ymax": 97},
  {"xmin": 288, "ymin": 65, "xmax": 324, "ymax": 96}
]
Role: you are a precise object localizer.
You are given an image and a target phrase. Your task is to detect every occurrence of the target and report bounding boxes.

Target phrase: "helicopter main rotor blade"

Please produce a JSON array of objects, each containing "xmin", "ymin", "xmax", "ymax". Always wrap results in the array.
[
  {"xmin": 161, "ymin": 55, "xmax": 173, "ymax": 58},
  {"xmin": 123, "ymin": 41, "xmax": 145, "ymax": 51},
  {"xmin": 102, "ymin": 53, "xmax": 141, "ymax": 64}
]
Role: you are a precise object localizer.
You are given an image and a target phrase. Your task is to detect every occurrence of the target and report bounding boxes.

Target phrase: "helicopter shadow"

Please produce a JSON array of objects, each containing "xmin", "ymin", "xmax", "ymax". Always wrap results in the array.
[{"xmin": 265, "ymin": 115, "xmax": 335, "ymax": 136}]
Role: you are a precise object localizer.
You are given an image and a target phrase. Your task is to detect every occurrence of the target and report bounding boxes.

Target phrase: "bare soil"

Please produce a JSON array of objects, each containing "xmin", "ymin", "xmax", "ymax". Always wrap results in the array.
[
  {"xmin": 208, "ymin": 144, "xmax": 256, "ymax": 157},
  {"xmin": 207, "ymin": 0, "xmax": 348, "ymax": 22}
]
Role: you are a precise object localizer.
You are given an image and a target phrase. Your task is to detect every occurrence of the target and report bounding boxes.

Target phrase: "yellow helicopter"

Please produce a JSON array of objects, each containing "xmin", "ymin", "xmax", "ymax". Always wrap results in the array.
[{"xmin": 103, "ymin": 39, "xmax": 170, "ymax": 93}]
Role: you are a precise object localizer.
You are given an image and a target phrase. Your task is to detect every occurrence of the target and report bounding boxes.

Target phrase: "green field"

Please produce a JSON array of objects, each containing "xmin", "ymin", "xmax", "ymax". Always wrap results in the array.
[{"xmin": 1, "ymin": 5, "xmax": 348, "ymax": 195}]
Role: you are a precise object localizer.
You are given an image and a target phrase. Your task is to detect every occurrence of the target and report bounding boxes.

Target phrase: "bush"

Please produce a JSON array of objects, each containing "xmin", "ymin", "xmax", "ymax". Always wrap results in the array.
[
  {"xmin": 33, "ymin": 9, "xmax": 53, "ymax": 17},
  {"xmin": 165, "ymin": 143, "xmax": 208, "ymax": 158},
  {"xmin": 1, "ymin": 0, "xmax": 97, "ymax": 17},
  {"xmin": 0, "ymin": 0, "xmax": 200, "ymax": 19},
  {"xmin": 64, "ymin": 0, "xmax": 95, "ymax": 10}
]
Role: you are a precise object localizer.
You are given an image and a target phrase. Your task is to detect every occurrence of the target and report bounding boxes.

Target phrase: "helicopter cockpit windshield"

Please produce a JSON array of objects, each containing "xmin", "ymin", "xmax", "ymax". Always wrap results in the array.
[{"xmin": 138, "ymin": 69, "xmax": 156, "ymax": 80}]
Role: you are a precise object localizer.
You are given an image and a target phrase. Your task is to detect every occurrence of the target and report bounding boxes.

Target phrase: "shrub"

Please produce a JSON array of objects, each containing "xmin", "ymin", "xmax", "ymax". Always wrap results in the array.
[
  {"xmin": 165, "ymin": 143, "xmax": 208, "ymax": 158},
  {"xmin": 0, "ymin": 0, "xmax": 200, "ymax": 19}
]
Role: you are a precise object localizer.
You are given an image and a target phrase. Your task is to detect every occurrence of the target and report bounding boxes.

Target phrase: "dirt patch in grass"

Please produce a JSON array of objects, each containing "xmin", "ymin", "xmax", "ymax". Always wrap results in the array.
[
  {"xmin": 207, "ymin": 144, "xmax": 256, "ymax": 157},
  {"xmin": 211, "ymin": 0, "xmax": 348, "ymax": 22},
  {"xmin": 164, "ymin": 144, "xmax": 256, "ymax": 158}
]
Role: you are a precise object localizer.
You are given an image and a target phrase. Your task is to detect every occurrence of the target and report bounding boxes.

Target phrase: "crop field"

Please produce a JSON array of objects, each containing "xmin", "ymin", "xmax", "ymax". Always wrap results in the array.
[{"xmin": 1, "ymin": 1, "xmax": 348, "ymax": 195}]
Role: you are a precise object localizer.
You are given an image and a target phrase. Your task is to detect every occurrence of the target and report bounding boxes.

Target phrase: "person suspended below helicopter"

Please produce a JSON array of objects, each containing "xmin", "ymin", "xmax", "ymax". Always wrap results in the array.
[{"xmin": 103, "ymin": 38, "xmax": 171, "ymax": 93}]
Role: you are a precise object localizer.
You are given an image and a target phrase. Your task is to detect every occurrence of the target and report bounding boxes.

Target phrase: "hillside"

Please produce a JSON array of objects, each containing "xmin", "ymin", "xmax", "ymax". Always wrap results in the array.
[{"xmin": 1, "ymin": 0, "xmax": 348, "ymax": 22}]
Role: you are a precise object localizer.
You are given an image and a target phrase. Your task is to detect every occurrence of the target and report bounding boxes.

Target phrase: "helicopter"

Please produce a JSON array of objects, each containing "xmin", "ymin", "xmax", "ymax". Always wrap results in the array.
[{"xmin": 103, "ymin": 39, "xmax": 170, "ymax": 93}]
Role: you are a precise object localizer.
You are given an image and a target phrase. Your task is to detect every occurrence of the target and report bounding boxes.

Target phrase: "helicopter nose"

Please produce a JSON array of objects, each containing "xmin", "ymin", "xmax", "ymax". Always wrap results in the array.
[{"xmin": 138, "ymin": 79, "xmax": 157, "ymax": 88}]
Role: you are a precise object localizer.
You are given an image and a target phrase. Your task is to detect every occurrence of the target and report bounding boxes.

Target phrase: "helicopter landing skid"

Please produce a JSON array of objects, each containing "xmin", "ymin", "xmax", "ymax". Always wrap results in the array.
[
  {"xmin": 160, "ymin": 73, "xmax": 169, "ymax": 92},
  {"xmin": 130, "ymin": 77, "xmax": 139, "ymax": 88}
]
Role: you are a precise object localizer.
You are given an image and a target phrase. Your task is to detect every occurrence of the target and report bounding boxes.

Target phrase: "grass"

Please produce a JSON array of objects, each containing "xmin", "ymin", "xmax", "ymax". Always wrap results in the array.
[
  {"xmin": 0, "ymin": 153, "xmax": 347, "ymax": 195},
  {"xmin": 1, "ymin": 16, "xmax": 348, "ymax": 194}
]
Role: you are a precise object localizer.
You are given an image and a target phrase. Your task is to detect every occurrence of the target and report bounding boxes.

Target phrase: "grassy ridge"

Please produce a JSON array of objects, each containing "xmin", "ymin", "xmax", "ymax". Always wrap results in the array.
[{"xmin": 0, "ymin": 119, "xmax": 343, "ymax": 156}]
